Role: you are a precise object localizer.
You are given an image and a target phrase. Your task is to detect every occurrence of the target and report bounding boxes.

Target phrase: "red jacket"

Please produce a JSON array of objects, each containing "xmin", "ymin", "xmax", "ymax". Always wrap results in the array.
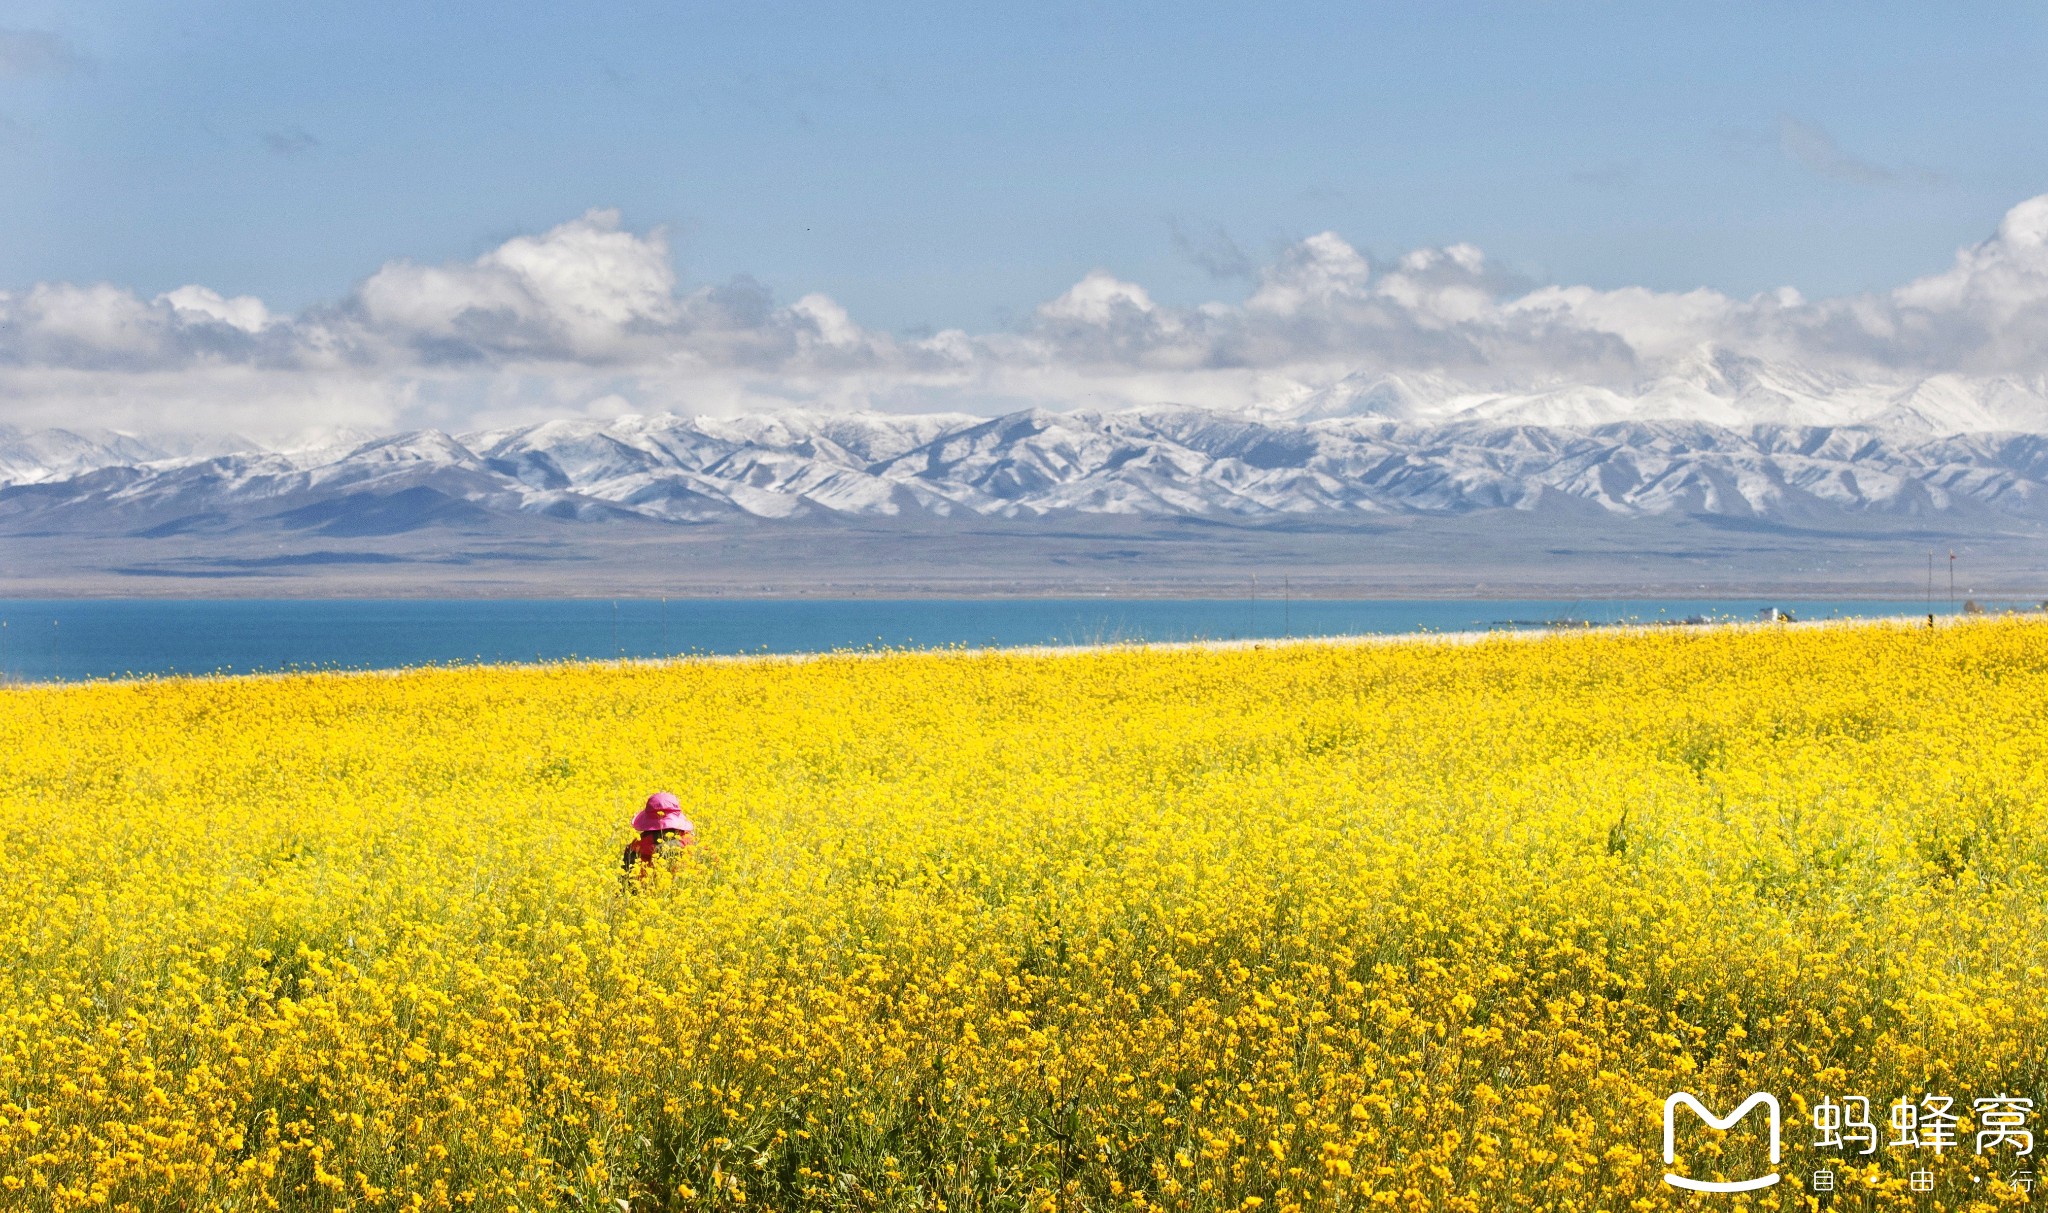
[{"xmin": 622, "ymin": 829, "xmax": 696, "ymax": 871}]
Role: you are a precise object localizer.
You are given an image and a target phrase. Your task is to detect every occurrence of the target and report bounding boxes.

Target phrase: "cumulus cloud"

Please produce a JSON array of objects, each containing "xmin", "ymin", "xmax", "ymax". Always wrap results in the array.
[
  {"xmin": 1789, "ymin": 194, "xmax": 2048, "ymax": 370},
  {"xmin": 7, "ymin": 195, "xmax": 2048, "ymax": 436},
  {"xmin": 350, "ymin": 209, "xmax": 679, "ymax": 362},
  {"xmin": 162, "ymin": 286, "xmax": 273, "ymax": 333}
]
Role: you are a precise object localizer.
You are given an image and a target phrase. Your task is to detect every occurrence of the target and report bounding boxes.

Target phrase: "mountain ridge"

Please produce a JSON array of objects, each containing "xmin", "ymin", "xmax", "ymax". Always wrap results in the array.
[
  {"xmin": 8, "ymin": 405, "xmax": 2048, "ymax": 540},
  {"xmin": 10, "ymin": 353, "xmax": 2048, "ymax": 537}
]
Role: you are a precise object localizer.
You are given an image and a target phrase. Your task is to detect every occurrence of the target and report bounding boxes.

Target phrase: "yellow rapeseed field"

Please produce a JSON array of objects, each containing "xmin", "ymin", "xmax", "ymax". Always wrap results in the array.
[{"xmin": 3, "ymin": 618, "xmax": 2047, "ymax": 1211}]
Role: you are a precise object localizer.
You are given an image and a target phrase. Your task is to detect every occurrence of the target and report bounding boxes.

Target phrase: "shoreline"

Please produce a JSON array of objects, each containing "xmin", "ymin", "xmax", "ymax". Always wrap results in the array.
[
  {"xmin": 0, "ymin": 580, "xmax": 2041, "ymax": 602},
  {"xmin": 3, "ymin": 609, "xmax": 2024, "ymax": 691},
  {"xmin": 0, "ymin": 589, "xmax": 2034, "ymax": 602}
]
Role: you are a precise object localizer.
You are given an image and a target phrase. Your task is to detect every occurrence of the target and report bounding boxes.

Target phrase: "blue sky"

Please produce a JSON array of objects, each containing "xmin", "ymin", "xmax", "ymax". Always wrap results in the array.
[
  {"xmin": 6, "ymin": 2, "xmax": 2046, "ymax": 333},
  {"xmin": 5, "ymin": 3, "xmax": 2048, "ymax": 437}
]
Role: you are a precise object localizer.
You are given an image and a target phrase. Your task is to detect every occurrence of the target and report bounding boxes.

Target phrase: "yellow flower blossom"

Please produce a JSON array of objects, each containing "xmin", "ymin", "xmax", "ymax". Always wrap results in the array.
[{"xmin": 0, "ymin": 619, "xmax": 2042, "ymax": 1209}]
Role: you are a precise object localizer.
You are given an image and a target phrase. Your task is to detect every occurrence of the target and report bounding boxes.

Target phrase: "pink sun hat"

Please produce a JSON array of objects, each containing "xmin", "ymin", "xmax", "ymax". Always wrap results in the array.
[{"xmin": 631, "ymin": 791, "xmax": 694, "ymax": 833}]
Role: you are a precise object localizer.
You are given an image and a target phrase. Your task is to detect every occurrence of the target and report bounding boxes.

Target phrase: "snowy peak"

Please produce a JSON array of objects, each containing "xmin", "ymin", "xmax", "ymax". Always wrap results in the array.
[
  {"xmin": 1238, "ymin": 352, "xmax": 2048, "ymax": 435},
  {"xmin": 10, "ymin": 401, "xmax": 2048, "ymax": 535},
  {"xmin": 0, "ymin": 425, "xmax": 261, "ymax": 485},
  {"xmin": 12, "ymin": 357, "xmax": 2048, "ymax": 533}
]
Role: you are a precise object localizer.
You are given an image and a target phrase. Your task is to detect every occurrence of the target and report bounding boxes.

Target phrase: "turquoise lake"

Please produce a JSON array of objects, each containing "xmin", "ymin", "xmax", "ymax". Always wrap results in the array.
[{"xmin": 0, "ymin": 597, "xmax": 1971, "ymax": 683}]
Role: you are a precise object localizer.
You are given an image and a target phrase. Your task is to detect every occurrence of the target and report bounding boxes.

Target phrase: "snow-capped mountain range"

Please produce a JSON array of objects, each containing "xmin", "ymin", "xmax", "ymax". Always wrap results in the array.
[
  {"xmin": 1273, "ymin": 351, "xmax": 2048, "ymax": 434},
  {"xmin": 9, "ymin": 353, "xmax": 2048, "ymax": 534}
]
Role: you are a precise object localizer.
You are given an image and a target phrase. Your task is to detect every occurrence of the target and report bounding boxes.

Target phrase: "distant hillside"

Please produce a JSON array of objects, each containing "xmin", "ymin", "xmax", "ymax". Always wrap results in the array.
[{"xmin": 8, "ymin": 371, "xmax": 2048, "ymax": 595}]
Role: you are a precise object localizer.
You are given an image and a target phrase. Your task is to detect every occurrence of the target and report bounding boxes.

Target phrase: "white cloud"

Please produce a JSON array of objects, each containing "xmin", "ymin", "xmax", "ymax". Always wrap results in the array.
[
  {"xmin": 8, "ymin": 195, "xmax": 2048, "ymax": 437},
  {"xmin": 2, "ymin": 283, "xmax": 172, "ymax": 369},
  {"xmin": 1786, "ymin": 194, "xmax": 2048, "ymax": 372},
  {"xmin": 1245, "ymin": 232, "xmax": 1369, "ymax": 314},
  {"xmin": 1040, "ymin": 270, "xmax": 1159, "ymax": 324},
  {"xmin": 1892, "ymin": 195, "xmax": 2048, "ymax": 318},
  {"xmin": 350, "ymin": 209, "xmax": 681, "ymax": 363},
  {"xmin": 787, "ymin": 294, "xmax": 863, "ymax": 350},
  {"xmin": 161, "ymin": 286, "xmax": 273, "ymax": 333},
  {"xmin": 1507, "ymin": 284, "xmax": 1741, "ymax": 363}
]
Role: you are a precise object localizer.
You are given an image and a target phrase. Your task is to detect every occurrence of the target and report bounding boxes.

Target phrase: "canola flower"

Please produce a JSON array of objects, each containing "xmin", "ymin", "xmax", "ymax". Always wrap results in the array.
[{"xmin": 2, "ymin": 618, "xmax": 2046, "ymax": 1211}]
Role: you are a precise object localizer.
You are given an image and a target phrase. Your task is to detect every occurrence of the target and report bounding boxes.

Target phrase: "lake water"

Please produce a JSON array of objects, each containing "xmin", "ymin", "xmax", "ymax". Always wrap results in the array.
[{"xmin": 0, "ymin": 597, "xmax": 1967, "ymax": 684}]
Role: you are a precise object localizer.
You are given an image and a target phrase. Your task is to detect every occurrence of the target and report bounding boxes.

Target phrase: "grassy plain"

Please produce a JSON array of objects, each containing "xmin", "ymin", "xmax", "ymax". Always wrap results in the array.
[{"xmin": 2, "ymin": 620, "xmax": 2046, "ymax": 1210}]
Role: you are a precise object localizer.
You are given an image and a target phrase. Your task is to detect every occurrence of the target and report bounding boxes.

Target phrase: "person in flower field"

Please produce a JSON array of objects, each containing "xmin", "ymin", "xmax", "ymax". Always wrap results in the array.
[{"xmin": 622, "ymin": 790, "xmax": 696, "ymax": 874}]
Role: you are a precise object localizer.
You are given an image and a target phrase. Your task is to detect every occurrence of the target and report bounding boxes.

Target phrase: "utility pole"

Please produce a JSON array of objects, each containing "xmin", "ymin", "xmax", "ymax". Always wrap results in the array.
[
  {"xmin": 1927, "ymin": 551, "xmax": 1934, "ymax": 605},
  {"xmin": 1949, "ymin": 550, "xmax": 1956, "ymax": 608}
]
